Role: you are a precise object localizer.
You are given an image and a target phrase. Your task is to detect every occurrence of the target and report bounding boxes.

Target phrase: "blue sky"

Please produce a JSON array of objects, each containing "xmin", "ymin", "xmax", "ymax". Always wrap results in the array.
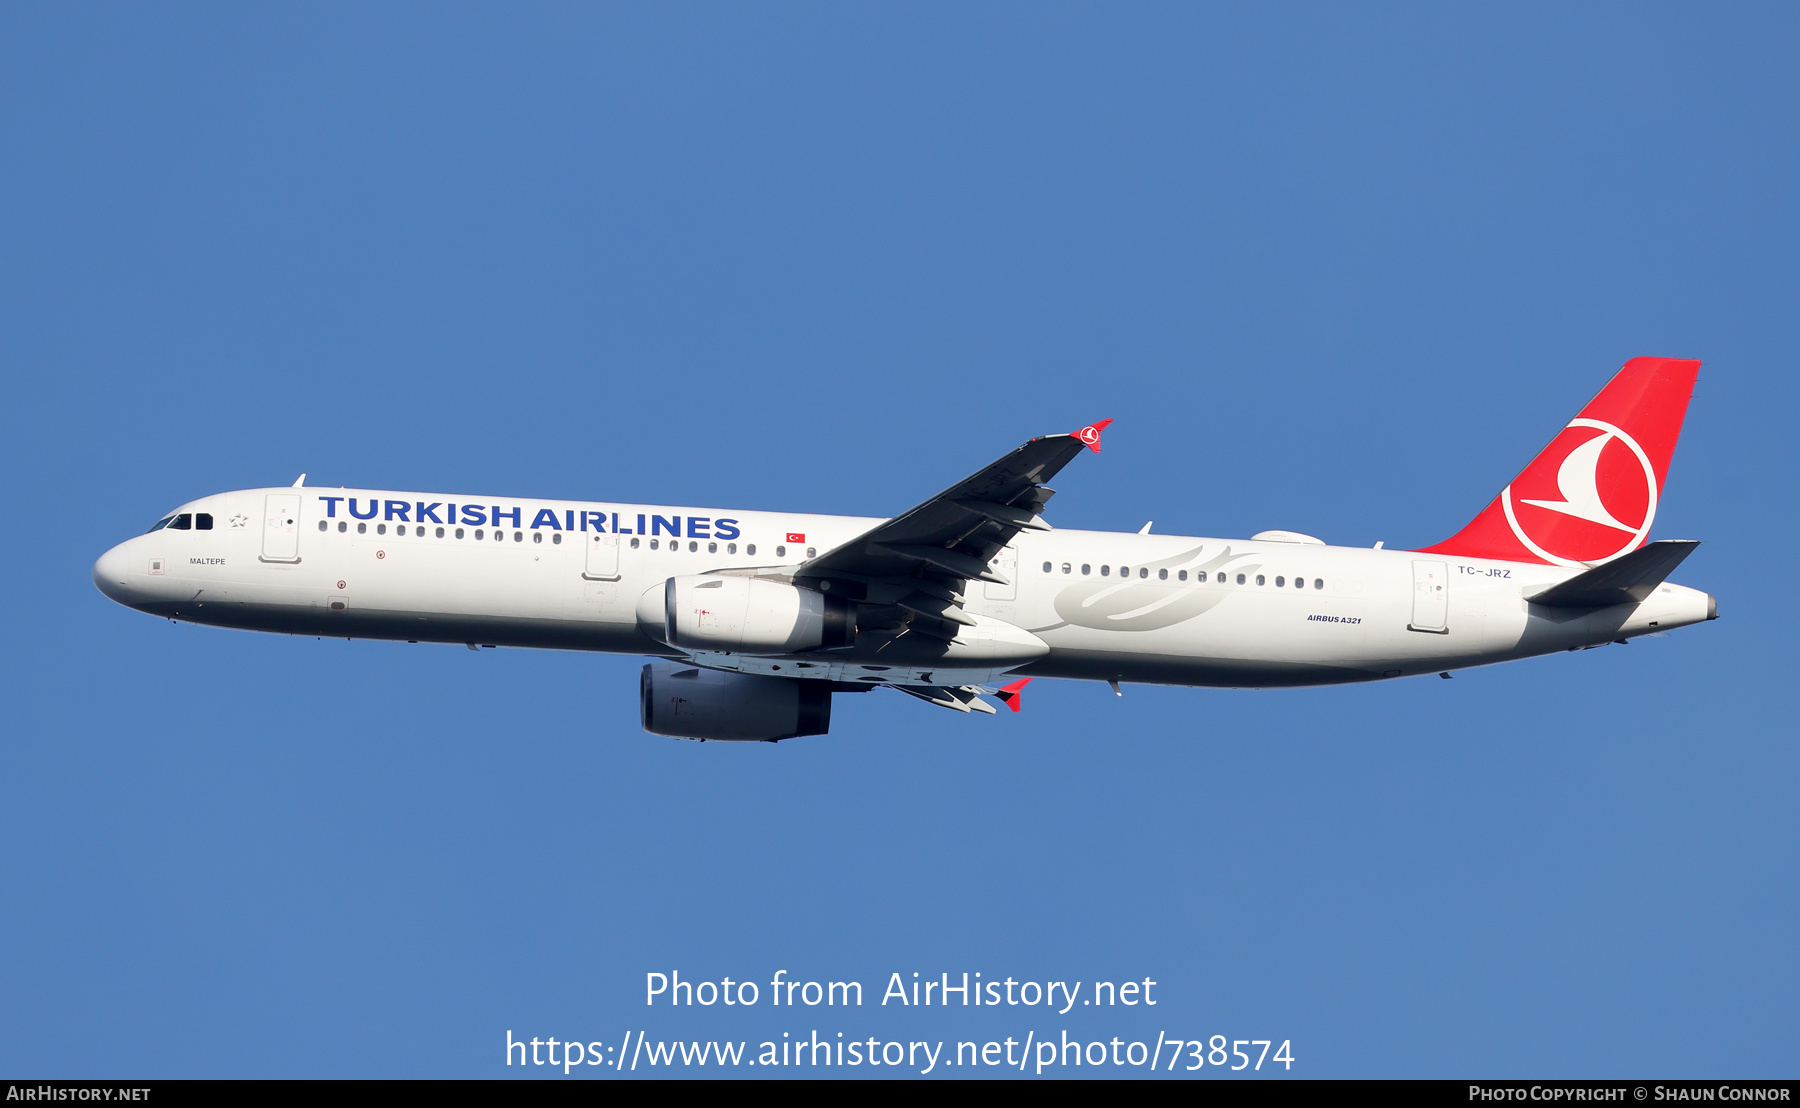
[{"xmin": 1, "ymin": 3, "xmax": 1794, "ymax": 1078}]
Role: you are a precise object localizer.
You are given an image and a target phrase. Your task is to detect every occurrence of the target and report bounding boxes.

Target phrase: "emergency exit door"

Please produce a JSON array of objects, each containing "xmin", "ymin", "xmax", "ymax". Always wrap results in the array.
[
  {"xmin": 584, "ymin": 532, "xmax": 620, "ymax": 580},
  {"xmin": 261, "ymin": 493, "xmax": 301, "ymax": 563},
  {"xmin": 1409, "ymin": 560, "xmax": 1448, "ymax": 633}
]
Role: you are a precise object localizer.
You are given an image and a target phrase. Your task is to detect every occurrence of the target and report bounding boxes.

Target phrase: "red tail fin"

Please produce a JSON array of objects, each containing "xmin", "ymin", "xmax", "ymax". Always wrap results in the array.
[{"xmin": 1419, "ymin": 357, "xmax": 1700, "ymax": 567}]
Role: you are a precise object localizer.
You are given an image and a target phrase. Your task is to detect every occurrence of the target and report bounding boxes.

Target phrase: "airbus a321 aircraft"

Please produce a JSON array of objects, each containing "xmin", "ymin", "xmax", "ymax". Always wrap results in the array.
[{"xmin": 94, "ymin": 357, "xmax": 1715, "ymax": 741}]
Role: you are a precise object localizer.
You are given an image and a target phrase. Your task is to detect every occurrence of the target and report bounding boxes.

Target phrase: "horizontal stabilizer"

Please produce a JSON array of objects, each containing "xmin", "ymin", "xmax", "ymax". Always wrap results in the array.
[{"xmin": 1527, "ymin": 540, "xmax": 1700, "ymax": 608}]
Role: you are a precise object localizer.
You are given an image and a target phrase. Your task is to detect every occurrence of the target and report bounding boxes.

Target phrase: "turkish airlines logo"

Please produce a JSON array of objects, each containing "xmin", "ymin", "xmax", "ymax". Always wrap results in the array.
[{"xmin": 1501, "ymin": 418, "xmax": 1659, "ymax": 566}]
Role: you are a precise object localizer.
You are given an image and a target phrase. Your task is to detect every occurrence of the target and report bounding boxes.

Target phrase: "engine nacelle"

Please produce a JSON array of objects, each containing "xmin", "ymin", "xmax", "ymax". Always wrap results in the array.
[
  {"xmin": 640, "ymin": 661, "xmax": 831, "ymax": 741},
  {"xmin": 637, "ymin": 575, "xmax": 854, "ymax": 654}
]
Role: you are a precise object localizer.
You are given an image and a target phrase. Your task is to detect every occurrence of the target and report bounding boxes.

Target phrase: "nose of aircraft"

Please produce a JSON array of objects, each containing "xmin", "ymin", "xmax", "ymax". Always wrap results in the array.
[{"xmin": 93, "ymin": 542, "xmax": 133, "ymax": 604}]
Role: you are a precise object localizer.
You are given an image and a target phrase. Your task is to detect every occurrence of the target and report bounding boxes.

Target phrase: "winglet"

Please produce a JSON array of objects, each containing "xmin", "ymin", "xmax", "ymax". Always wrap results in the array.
[
  {"xmin": 994, "ymin": 677, "xmax": 1032, "ymax": 712},
  {"xmin": 1073, "ymin": 419, "xmax": 1113, "ymax": 452}
]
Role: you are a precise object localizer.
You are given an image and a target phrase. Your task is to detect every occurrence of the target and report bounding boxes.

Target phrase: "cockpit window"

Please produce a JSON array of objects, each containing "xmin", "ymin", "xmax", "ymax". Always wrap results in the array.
[
  {"xmin": 195, "ymin": 513, "xmax": 213, "ymax": 530},
  {"xmin": 147, "ymin": 515, "xmax": 175, "ymax": 533},
  {"xmin": 167, "ymin": 514, "xmax": 193, "ymax": 530}
]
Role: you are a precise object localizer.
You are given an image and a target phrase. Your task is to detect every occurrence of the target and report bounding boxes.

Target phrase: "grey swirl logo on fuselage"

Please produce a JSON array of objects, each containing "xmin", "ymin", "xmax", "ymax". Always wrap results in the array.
[{"xmin": 1029, "ymin": 545, "xmax": 1262, "ymax": 633}]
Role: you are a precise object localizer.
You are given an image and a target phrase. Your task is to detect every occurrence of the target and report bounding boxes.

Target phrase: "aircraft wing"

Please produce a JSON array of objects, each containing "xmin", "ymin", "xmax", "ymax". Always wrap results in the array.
[{"xmin": 790, "ymin": 420, "xmax": 1110, "ymax": 638}]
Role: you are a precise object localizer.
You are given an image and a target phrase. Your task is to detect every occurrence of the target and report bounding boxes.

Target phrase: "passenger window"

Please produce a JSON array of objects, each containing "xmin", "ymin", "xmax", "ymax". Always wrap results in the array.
[
  {"xmin": 1314, "ymin": 578, "xmax": 1323, "ymax": 590},
  {"xmin": 1158, "ymin": 568, "xmax": 1168, "ymax": 580},
  {"xmin": 377, "ymin": 524, "xmax": 387, "ymax": 535},
  {"xmin": 1101, "ymin": 565, "xmax": 1111, "ymax": 576},
  {"xmin": 318, "ymin": 520, "xmax": 328, "ymax": 531},
  {"xmin": 807, "ymin": 547, "xmax": 816, "ymax": 558},
  {"xmin": 776, "ymin": 545, "xmax": 786, "ymax": 558},
  {"xmin": 1081, "ymin": 564, "xmax": 1091, "ymax": 575},
  {"xmin": 436, "ymin": 527, "xmax": 445, "ymax": 538},
  {"xmin": 169, "ymin": 514, "xmax": 192, "ymax": 530},
  {"xmin": 1061, "ymin": 563, "xmax": 1072, "ymax": 574},
  {"xmin": 631, "ymin": 538, "xmax": 641, "ymax": 549},
  {"xmin": 708, "ymin": 542, "xmax": 717, "ymax": 553},
  {"xmin": 1139, "ymin": 568, "xmax": 1148, "ymax": 578},
  {"xmin": 1257, "ymin": 575, "xmax": 1266, "ymax": 586},
  {"xmin": 533, "ymin": 532, "xmax": 543, "ymax": 544},
  {"xmin": 455, "ymin": 528, "xmax": 464, "ymax": 539},
  {"xmin": 474, "ymin": 529, "xmax": 483, "ymax": 540},
  {"xmin": 1275, "ymin": 576, "xmax": 1285, "ymax": 587},
  {"xmin": 196, "ymin": 513, "xmax": 213, "ymax": 530},
  {"xmin": 338, "ymin": 521, "xmax": 347, "ymax": 533},
  {"xmin": 1043, "ymin": 562, "xmax": 1052, "ymax": 573},
  {"xmin": 649, "ymin": 539, "xmax": 659, "ymax": 550},
  {"xmin": 1118, "ymin": 566, "xmax": 1127, "ymax": 576},
  {"xmin": 1235, "ymin": 573, "xmax": 1245, "ymax": 584},
  {"xmin": 514, "ymin": 531, "xmax": 523, "ymax": 542},
  {"xmin": 727, "ymin": 543, "xmax": 736, "ymax": 554},
  {"xmin": 358, "ymin": 523, "xmax": 368, "ymax": 534},
  {"xmin": 1178, "ymin": 570, "xmax": 1187, "ymax": 581},
  {"xmin": 746, "ymin": 544, "xmax": 756, "ymax": 556}
]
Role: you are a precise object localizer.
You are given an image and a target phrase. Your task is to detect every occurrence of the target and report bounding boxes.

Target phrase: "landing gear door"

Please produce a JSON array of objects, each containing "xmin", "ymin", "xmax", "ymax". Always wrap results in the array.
[
  {"xmin": 984, "ymin": 544, "xmax": 1018, "ymax": 601},
  {"xmin": 1409, "ymin": 560, "xmax": 1448, "ymax": 633},
  {"xmin": 584, "ymin": 532, "xmax": 620, "ymax": 580},
  {"xmin": 261, "ymin": 493, "xmax": 301, "ymax": 563}
]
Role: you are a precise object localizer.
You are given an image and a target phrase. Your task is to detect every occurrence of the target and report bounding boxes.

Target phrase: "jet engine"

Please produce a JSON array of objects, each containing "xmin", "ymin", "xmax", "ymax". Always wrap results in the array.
[
  {"xmin": 640, "ymin": 661, "xmax": 831, "ymax": 741},
  {"xmin": 637, "ymin": 575, "xmax": 855, "ymax": 654}
]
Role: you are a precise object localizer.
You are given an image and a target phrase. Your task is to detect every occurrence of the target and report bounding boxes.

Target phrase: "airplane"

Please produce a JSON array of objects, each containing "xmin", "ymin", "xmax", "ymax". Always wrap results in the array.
[{"xmin": 93, "ymin": 356, "xmax": 1715, "ymax": 741}]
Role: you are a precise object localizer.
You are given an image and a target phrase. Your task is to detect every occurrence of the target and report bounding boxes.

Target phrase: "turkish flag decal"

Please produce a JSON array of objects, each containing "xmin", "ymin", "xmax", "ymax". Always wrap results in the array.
[{"xmin": 786, "ymin": 532, "xmax": 806, "ymax": 543}]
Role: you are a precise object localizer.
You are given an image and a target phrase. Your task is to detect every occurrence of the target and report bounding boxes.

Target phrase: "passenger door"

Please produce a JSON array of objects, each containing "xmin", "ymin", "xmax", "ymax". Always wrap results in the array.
[
  {"xmin": 583, "ymin": 531, "xmax": 621, "ymax": 580},
  {"xmin": 1409, "ymin": 560, "xmax": 1448, "ymax": 633},
  {"xmin": 261, "ymin": 493, "xmax": 301, "ymax": 563}
]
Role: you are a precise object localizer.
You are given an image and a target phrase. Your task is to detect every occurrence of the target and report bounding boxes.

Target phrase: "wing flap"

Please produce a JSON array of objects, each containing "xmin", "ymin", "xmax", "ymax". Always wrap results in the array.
[
  {"xmin": 894, "ymin": 684, "xmax": 999, "ymax": 714},
  {"xmin": 873, "ymin": 543, "xmax": 1010, "ymax": 584}
]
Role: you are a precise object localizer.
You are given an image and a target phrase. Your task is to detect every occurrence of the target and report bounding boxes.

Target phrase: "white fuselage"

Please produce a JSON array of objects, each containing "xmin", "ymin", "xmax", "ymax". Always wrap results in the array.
[{"xmin": 93, "ymin": 486, "xmax": 1715, "ymax": 687}]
